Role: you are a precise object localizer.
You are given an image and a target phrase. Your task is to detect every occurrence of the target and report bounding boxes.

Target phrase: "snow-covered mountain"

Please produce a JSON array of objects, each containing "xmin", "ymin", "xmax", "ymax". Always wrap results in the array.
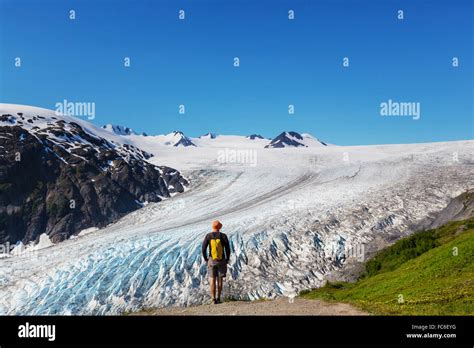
[
  {"xmin": 265, "ymin": 131, "xmax": 327, "ymax": 148},
  {"xmin": 199, "ymin": 132, "xmax": 217, "ymax": 139},
  {"xmin": 102, "ymin": 124, "xmax": 146, "ymax": 136},
  {"xmin": 247, "ymin": 134, "xmax": 266, "ymax": 140},
  {"xmin": 0, "ymin": 104, "xmax": 188, "ymax": 245},
  {"xmin": 0, "ymin": 104, "xmax": 472, "ymax": 316},
  {"xmin": 160, "ymin": 131, "xmax": 197, "ymax": 147}
]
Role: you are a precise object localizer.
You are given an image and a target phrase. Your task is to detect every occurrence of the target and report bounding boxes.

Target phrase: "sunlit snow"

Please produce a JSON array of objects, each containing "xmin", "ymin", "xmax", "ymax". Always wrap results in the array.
[{"xmin": 0, "ymin": 104, "xmax": 472, "ymax": 315}]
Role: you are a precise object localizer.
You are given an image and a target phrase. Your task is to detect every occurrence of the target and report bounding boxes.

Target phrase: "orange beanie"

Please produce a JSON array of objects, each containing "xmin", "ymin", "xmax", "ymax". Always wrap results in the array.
[{"xmin": 211, "ymin": 220, "xmax": 222, "ymax": 231}]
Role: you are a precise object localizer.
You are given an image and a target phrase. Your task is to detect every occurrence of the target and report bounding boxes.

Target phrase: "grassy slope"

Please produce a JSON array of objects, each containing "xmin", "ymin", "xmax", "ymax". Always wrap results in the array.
[{"xmin": 301, "ymin": 219, "xmax": 474, "ymax": 315}]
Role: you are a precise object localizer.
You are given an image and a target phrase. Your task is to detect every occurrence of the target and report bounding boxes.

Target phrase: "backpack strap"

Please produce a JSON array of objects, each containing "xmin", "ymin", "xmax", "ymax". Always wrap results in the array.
[{"xmin": 208, "ymin": 232, "xmax": 219, "ymax": 258}]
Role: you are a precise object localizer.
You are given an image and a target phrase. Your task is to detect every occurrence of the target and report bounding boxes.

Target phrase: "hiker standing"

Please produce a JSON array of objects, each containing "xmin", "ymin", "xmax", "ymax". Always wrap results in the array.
[{"xmin": 202, "ymin": 220, "xmax": 231, "ymax": 304}]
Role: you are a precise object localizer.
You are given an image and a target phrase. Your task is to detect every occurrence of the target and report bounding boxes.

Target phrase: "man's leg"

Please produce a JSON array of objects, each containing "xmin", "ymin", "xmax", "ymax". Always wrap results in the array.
[
  {"xmin": 217, "ymin": 277, "xmax": 223, "ymax": 301},
  {"xmin": 210, "ymin": 276, "xmax": 216, "ymax": 300}
]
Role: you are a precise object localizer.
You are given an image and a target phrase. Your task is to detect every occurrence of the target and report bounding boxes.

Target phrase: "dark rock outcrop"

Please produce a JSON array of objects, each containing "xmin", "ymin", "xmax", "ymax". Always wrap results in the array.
[
  {"xmin": 247, "ymin": 134, "xmax": 265, "ymax": 140},
  {"xmin": 414, "ymin": 190, "xmax": 474, "ymax": 231},
  {"xmin": 265, "ymin": 131, "xmax": 307, "ymax": 148},
  {"xmin": 265, "ymin": 131, "xmax": 328, "ymax": 148},
  {"xmin": 0, "ymin": 113, "xmax": 188, "ymax": 245},
  {"xmin": 200, "ymin": 132, "xmax": 217, "ymax": 139},
  {"xmin": 102, "ymin": 123, "xmax": 147, "ymax": 136},
  {"xmin": 165, "ymin": 131, "xmax": 196, "ymax": 147}
]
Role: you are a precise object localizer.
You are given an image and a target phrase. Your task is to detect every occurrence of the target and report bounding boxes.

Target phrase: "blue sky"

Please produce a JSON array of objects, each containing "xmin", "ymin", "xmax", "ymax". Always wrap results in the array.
[{"xmin": 0, "ymin": 0, "xmax": 472, "ymax": 145}]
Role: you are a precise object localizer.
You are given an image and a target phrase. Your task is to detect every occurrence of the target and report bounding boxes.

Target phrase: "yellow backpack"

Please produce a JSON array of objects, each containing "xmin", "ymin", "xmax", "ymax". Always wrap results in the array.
[{"xmin": 210, "ymin": 233, "xmax": 223, "ymax": 260}]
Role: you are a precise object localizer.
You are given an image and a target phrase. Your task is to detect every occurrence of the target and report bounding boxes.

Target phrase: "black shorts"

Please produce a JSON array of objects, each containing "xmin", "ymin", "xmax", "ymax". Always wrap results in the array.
[{"xmin": 207, "ymin": 259, "xmax": 227, "ymax": 278}]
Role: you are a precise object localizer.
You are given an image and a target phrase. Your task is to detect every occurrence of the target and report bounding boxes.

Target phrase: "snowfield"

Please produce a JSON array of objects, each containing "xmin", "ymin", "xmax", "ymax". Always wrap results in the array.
[{"xmin": 0, "ymin": 105, "xmax": 473, "ymax": 315}]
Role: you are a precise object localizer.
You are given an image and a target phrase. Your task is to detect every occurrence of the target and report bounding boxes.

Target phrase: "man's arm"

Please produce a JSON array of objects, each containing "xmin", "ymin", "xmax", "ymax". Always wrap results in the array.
[
  {"xmin": 223, "ymin": 234, "xmax": 231, "ymax": 262},
  {"xmin": 202, "ymin": 234, "xmax": 209, "ymax": 261}
]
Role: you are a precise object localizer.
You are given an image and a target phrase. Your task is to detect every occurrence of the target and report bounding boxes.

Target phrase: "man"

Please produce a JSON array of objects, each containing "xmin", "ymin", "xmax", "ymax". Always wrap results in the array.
[{"xmin": 202, "ymin": 220, "xmax": 231, "ymax": 304}]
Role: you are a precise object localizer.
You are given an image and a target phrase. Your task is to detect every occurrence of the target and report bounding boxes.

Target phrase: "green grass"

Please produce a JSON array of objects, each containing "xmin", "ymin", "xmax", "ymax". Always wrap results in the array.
[{"xmin": 300, "ymin": 218, "xmax": 474, "ymax": 315}]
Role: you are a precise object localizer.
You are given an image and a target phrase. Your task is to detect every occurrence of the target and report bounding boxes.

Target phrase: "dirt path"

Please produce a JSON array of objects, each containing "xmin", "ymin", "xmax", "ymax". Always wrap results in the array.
[{"xmin": 133, "ymin": 297, "xmax": 368, "ymax": 316}]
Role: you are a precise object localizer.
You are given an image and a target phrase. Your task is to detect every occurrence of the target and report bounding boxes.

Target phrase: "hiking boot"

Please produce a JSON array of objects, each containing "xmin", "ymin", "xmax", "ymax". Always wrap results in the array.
[
  {"xmin": 213, "ymin": 298, "xmax": 218, "ymax": 304},
  {"xmin": 216, "ymin": 298, "xmax": 221, "ymax": 304}
]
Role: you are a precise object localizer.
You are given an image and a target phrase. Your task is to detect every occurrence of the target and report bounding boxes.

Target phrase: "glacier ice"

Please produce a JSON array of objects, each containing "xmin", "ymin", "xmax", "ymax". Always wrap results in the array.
[{"xmin": 0, "ymin": 138, "xmax": 472, "ymax": 315}]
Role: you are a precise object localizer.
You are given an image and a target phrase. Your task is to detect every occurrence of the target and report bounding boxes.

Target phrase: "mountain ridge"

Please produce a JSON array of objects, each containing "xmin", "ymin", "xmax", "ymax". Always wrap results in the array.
[{"xmin": 0, "ymin": 105, "xmax": 188, "ymax": 245}]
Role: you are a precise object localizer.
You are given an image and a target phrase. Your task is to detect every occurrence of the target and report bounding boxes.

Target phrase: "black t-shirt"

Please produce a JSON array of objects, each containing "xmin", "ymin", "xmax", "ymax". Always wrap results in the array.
[{"xmin": 201, "ymin": 232, "xmax": 231, "ymax": 262}]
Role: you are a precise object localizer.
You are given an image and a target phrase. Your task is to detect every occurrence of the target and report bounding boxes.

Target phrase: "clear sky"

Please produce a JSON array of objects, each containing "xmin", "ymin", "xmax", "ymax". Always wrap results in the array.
[{"xmin": 0, "ymin": 0, "xmax": 472, "ymax": 145}]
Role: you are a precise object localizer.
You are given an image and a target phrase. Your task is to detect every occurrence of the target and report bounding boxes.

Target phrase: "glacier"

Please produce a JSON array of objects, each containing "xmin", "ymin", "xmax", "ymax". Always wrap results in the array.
[{"xmin": 0, "ymin": 127, "xmax": 472, "ymax": 314}]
